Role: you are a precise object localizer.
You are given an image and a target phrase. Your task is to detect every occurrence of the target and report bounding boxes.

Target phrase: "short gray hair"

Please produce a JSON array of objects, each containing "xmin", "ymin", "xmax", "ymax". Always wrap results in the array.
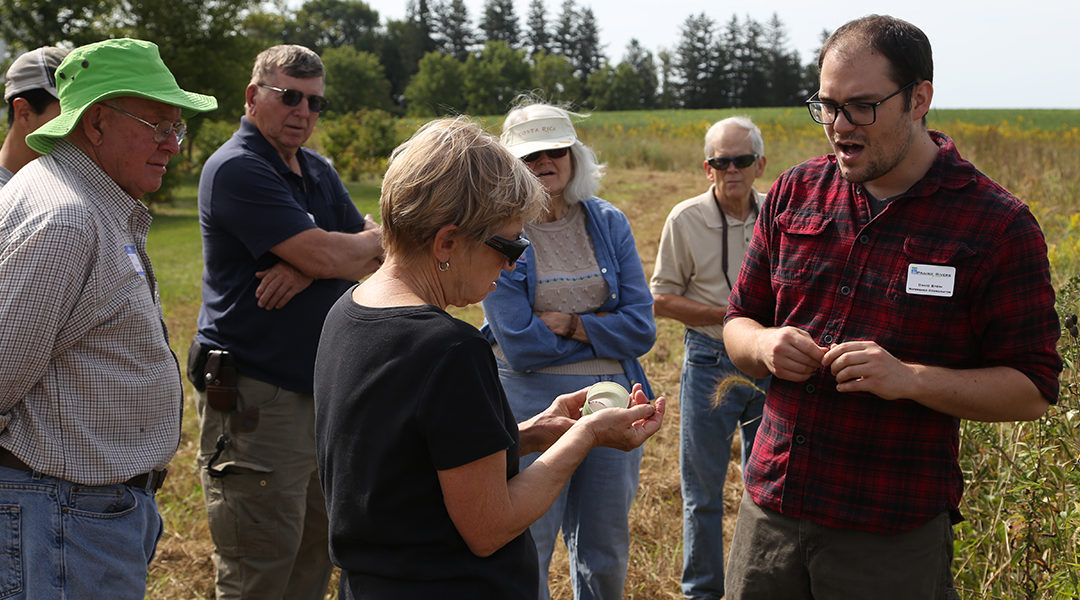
[
  {"xmin": 704, "ymin": 116, "xmax": 764, "ymax": 158},
  {"xmin": 250, "ymin": 45, "xmax": 324, "ymax": 84},
  {"xmin": 502, "ymin": 98, "xmax": 604, "ymax": 205}
]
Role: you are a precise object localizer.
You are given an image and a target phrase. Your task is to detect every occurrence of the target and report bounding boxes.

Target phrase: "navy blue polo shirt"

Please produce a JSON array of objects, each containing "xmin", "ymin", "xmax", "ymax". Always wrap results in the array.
[{"xmin": 195, "ymin": 117, "xmax": 366, "ymax": 393}]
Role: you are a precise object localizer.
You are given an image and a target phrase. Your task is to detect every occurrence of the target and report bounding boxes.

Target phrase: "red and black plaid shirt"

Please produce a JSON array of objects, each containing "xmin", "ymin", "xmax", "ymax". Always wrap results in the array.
[{"xmin": 727, "ymin": 131, "xmax": 1061, "ymax": 534}]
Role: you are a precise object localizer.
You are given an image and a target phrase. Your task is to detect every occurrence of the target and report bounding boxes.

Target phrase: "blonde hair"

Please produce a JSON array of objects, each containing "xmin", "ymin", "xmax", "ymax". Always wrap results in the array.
[
  {"xmin": 380, "ymin": 117, "xmax": 546, "ymax": 259},
  {"xmin": 502, "ymin": 97, "xmax": 604, "ymax": 204}
]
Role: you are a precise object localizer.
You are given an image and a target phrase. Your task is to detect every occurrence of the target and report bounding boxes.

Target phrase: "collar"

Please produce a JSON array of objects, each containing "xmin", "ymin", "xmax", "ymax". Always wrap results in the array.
[
  {"xmin": 50, "ymin": 139, "xmax": 149, "ymax": 230},
  {"xmin": 236, "ymin": 116, "xmax": 316, "ymax": 183},
  {"xmin": 704, "ymin": 185, "xmax": 762, "ymax": 228}
]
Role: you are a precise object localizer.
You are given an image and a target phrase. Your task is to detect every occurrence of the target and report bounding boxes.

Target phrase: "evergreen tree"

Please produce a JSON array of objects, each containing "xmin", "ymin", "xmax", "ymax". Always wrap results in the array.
[
  {"xmin": 763, "ymin": 13, "xmax": 806, "ymax": 106},
  {"xmin": 623, "ymin": 39, "xmax": 658, "ymax": 109},
  {"xmin": 407, "ymin": 0, "xmax": 438, "ymax": 55},
  {"xmin": 656, "ymin": 48, "xmax": 677, "ymax": 109},
  {"xmin": 553, "ymin": 0, "xmax": 577, "ymax": 57},
  {"xmin": 573, "ymin": 7, "xmax": 604, "ymax": 88},
  {"xmin": 675, "ymin": 13, "xmax": 717, "ymax": 109},
  {"xmin": 523, "ymin": 0, "xmax": 550, "ymax": 57},
  {"xmin": 381, "ymin": 17, "xmax": 429, "ymax": 109},
  {"xmin": 433, "ymin": 0, "xmax": 474, "ymax": 61},
  {"xmin": 479, "ymin": 0, "xmax": 519, "ymax": 48}
]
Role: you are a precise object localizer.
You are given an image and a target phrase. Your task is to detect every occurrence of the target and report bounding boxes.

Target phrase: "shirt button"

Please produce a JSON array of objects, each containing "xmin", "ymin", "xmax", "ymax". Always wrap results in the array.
[
  {"xmin": 611, "ymin": 293, "xmax": 617, "ymax": 299},
  {"xmin": 859, "ymin": 235, "xmax": 871, "ymax": 244},
  {"xmin": 822, "ymin": 334, "xmax": 834, "ymax": 344},
  {"xmin": 601, "ymin": 268, "xmax": 608, "ymax": 273},
  {"xmin": 805, "ymin": 384, "xmax": 816, "ymax": 394},
  {"xmin": 840, "ymin": 285, "xmax": 851, "ymax": 295},
  {"xmin": 795, "ymin": 434, "xmax": 807, "ymax": 445}
]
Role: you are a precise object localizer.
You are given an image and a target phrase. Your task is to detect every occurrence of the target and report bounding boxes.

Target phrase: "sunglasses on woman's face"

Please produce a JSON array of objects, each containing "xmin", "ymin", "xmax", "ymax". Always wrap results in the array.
[
  {"xmin": 485, "ymin": 234, "xmax": 530, "ymax": 265},
  {"xmin": 707, "ymin": 153, "xmax": 757, "ymax": 171},
  {"xmin": 521, "ymin": 147, "xmax": 569, "ymax": 163},
  {"xmin": 257, "ymin": 83, "xmax": 328, "ymax": 113}
]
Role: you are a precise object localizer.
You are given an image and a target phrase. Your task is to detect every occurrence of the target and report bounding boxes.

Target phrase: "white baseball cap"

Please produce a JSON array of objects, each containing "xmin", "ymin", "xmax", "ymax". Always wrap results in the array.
[
  {"xmin": 500, "ymin": 112, "xmax": 578, "ymax": 159},
  {"xmin": 4, "ymin": 46, "xmax": 70, "ymax": 102}
]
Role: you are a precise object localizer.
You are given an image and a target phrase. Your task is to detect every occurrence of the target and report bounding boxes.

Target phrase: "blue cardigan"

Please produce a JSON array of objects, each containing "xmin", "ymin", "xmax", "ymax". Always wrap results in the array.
[{"xmin": 481, "ymin": 197, "xmax": 656, "ymax": 396}]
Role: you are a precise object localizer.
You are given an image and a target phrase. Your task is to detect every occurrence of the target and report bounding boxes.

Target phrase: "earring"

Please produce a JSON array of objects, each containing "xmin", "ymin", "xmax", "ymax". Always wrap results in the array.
[{"xmin": 437, "ymin": 260, "xmax": 450, "ymax": 272}]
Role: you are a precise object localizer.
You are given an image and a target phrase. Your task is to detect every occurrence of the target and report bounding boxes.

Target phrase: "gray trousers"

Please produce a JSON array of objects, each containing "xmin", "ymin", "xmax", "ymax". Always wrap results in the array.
[
  {"xmin": 196, "ymin": 374, "xmax": 332, "ymax": 600},
  {"xmin": 725, "ymin": 491, "xmax": 962, "ymax": 600}
]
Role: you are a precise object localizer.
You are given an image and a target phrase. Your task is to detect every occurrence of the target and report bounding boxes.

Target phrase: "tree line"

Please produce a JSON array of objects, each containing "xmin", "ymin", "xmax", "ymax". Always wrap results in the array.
[{"xmin": 1, "ymin": 0, "xmax": 824, "ymax": 119}]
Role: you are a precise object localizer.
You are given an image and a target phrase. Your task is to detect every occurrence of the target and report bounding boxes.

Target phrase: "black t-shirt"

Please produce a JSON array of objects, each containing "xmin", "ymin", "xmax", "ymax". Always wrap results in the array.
[{"xmin": 314, "ymin": 287, "xmax": 538, "ymax": 599}]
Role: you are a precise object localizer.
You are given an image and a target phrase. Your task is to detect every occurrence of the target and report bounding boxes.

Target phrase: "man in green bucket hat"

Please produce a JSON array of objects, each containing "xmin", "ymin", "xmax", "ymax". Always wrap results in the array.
[{"xmin": 0, "ymin": 38, "xmax": 216, "ymax": 599}]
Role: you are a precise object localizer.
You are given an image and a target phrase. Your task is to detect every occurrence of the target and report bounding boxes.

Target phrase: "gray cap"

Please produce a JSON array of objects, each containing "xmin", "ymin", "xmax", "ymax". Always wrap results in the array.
[{"xmin": 4, "ymin": 46, "xmax": 70, "ymax": 102}]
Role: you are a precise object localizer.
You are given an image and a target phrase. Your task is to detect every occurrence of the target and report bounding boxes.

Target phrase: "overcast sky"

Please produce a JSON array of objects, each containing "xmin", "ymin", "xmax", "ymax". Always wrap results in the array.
[{"xmin": 359, "ymin": 0, "xmax": 1079, "ymax": 109}]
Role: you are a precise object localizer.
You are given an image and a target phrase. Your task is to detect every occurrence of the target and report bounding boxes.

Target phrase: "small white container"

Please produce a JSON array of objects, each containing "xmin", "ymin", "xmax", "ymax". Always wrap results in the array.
[{"xmin": 582, "ymin": 382, "xmax": 630, "ymax": 415}]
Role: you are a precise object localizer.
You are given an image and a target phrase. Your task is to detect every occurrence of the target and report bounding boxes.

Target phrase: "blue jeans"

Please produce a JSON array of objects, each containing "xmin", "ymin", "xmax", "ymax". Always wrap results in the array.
[
  {"xmin": 679, "ymin": 329, "xmax": 769, "ymax": 600},
  {"xmin": 0, "ymin": 465, "xmax": 163, "ymax": 600},
  {"xmin": 498, "ymin": 367, "xmax": 643, "ymax": 600}
]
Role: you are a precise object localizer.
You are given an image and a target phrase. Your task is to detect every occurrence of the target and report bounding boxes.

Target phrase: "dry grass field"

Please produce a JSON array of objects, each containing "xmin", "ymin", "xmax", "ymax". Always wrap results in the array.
[
  {"xmin": 145, "ymin": 167, "xmax": 713, "ymax": 599},
  {"xmin": 144, "ymin": 110, "xmax": 1080, "ymax": 598}
]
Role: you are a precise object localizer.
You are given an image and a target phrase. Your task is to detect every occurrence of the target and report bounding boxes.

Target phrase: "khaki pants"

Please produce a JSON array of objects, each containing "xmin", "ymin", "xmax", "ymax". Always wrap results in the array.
[
  {"xmin": 725, "ymin": 491, "xmax": 962, "ymax": 600},
  {"xmin": 196, "ymin": 374, "xmax": 332, "ymax": 600}
]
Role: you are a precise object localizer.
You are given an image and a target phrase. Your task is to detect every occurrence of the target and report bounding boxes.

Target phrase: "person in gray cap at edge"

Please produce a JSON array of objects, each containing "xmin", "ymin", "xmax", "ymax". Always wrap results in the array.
[
  {"xmin": 0, "ymin": 38, "xmax": 217, "ymax": 600},
  {"xmin": 0, "ymin": 45, "xmax": 69, "ymax": 187}
]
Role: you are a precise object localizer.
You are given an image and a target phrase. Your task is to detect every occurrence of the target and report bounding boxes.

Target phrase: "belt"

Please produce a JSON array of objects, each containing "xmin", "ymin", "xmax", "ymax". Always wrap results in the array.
[{"xmin": 0, "ymin": 446, "xmax": 168, "ymax": 492}]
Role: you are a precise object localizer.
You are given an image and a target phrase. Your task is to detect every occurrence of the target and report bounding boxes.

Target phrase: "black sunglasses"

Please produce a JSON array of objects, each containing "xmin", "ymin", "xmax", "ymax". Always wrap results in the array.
[
  {"xmin": 485, "ymin": 234, "xmax": 530, "ymax": 264},
  {"xmin": 707, "ymin": 154, "xmax": 757, "ymax": 170},
  {"xmin": 521, "ymin": 147, "xmax": 570, "ymax": 163},
  {"xmin": 257, "ymin": 83, "xmax": 328, "ymax": 112}
]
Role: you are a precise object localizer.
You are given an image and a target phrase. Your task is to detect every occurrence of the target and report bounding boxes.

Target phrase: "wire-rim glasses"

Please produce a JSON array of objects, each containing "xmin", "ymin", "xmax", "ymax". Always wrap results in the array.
[
  {"xmin": 806, "ymin": 81, "xmax": 917, "ymax": 126},
  {"xmin": 102, "ymin": 103, "xmax": 186, "ymax": 145}
]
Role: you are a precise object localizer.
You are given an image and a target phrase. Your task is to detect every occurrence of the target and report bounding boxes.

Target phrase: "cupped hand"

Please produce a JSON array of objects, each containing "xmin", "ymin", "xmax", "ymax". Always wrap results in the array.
[{"xmin": 584, "ymin": 383, "xmax": 666, "ymax": 451}]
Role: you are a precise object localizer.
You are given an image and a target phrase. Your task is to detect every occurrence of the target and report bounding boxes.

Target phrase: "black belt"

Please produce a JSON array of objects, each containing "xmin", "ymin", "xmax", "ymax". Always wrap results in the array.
[{"xmin": 0, "ymin": 446, "xmax": 168, "ymax": 492}]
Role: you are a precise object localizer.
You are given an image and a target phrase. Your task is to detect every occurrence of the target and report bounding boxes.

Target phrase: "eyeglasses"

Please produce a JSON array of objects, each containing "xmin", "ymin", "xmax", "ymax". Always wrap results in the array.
[
  {"xmin": 485, "ymin": 234, "xmax": 530, "ymax": 265},
  {"xmin": 806, "ymin": 81, "xmax": 917, "ymax": 126},
  {"xmin": 521, "ymin": 147, "xmax": 569, "ymax": 163},
  {"xmin": 102, "ymin": 103, "xmax": 186, "ymax": 145},
  {"xmin": 257, "ymin": 83, "xmax": 328, "ymax": 113},
  {"xmin": 707, "ymin": 153, "xmax": 758, "ymax": 171}
]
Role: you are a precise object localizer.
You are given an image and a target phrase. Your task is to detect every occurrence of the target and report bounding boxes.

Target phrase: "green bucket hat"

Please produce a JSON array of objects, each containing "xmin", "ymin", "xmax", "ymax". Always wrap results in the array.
[{"xmin": 26, "ymin": 38, "xmax": 218, "ymax": 154}]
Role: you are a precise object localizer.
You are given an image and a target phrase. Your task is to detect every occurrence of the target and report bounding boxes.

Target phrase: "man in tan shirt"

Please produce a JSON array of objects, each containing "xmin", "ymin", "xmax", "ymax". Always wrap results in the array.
[{"xmin": 650, "ymin": 116, "xmax": 771, "ymax": 600}]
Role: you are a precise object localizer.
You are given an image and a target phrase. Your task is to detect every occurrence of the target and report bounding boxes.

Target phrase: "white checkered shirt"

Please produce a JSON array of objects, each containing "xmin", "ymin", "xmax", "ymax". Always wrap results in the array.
[{"xmin": 0, "ymin": 140, "xmax": 183, "ymax": 485}]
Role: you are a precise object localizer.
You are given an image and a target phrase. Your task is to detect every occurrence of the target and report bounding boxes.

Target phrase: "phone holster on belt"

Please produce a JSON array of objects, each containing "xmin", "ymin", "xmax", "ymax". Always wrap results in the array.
[{"xmin": 204, "ymin": 350, "xmax": 239, "ymax": 412}]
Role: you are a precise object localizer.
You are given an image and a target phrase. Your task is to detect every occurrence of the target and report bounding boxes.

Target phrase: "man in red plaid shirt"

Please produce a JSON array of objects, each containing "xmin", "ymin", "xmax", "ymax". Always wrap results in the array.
[{"xmin": 722, "ymin": 14, "xmax": 1062, "ymax": 599}]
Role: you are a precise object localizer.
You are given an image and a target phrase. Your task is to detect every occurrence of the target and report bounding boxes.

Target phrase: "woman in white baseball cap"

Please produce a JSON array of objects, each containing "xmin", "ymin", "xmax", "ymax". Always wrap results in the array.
[{"xmin": 482, "ymin": 98, "xmax": 658, "ymax": 600}]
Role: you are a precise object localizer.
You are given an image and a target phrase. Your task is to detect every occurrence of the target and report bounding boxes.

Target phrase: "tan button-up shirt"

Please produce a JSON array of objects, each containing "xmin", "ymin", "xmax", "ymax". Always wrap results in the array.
[
  {"xmin": 0, "ymin": 141, "xmax": 183, "ymax": 485},
  {"xmin": 650, "ymin": 185, "xmax": 763, "ymax": 340}
]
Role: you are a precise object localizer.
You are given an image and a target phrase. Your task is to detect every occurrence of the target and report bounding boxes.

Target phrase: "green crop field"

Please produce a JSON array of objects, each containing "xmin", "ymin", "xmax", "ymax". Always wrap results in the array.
[{"xmin": 144, "ymin": 108, "xmax": 1080, "ymax": 599}]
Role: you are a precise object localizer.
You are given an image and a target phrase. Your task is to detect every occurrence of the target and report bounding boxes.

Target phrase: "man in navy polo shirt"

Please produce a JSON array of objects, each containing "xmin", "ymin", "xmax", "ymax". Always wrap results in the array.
[{"xmin": 192, "ymin": 44, "xmax": 382, "ymax": 600}]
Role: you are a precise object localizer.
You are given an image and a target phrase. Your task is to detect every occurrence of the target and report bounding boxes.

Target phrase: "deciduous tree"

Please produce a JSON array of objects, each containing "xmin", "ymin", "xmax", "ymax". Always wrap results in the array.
[{"xmin": 404, "ymin": 51, "xmax": 466, "ymax": 116}]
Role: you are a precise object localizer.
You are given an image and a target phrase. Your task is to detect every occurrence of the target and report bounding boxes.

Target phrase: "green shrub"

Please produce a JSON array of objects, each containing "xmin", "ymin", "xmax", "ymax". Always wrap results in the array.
[
  {"xmin": 954, "ymin": 276, "xmax": 1080, "ymax": 599},
  {"xmin": 314, "ymin": 108, "xmax": 401, "ymax": 180}
]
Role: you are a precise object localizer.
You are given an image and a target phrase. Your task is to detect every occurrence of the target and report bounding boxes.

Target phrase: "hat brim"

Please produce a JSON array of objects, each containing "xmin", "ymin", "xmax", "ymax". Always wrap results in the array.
[
  {"xmin": 506, "ymin": 138, "xmax": 576, "ymax": 159},
  {"xmin": 26, "ymin": 88, "xmax": 217, "ymax": 155}
]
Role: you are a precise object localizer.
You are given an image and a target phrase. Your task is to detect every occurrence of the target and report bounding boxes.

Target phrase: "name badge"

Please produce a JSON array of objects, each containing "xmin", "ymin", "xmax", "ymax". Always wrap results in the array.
[
  {"xmin": 125, "ymin": 245, "xmax": 146, "ymax": 276},
  {"xmin": 906, "ymin": 263, "xmax": 955, "ymax": 297}
]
